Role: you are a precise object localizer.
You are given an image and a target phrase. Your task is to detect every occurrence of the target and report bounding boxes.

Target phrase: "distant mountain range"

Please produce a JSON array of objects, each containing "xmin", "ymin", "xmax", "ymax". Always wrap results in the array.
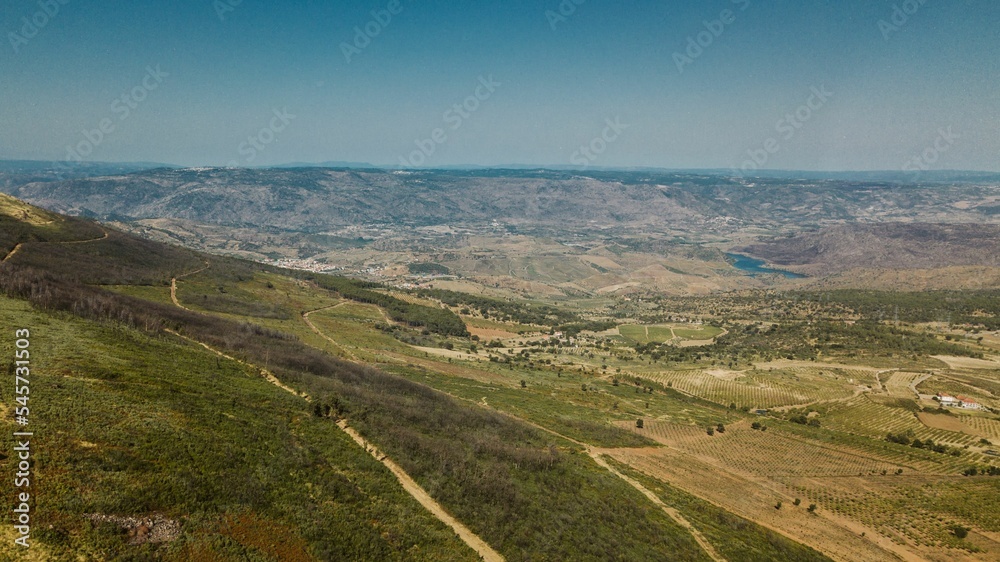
[
  {"xmin": 3, "ymin": 160, "xmax": 999, "ymax": 184},
  {"xmin": 2, "ymin": 166, "xmax": 997, "ymax": 235}
]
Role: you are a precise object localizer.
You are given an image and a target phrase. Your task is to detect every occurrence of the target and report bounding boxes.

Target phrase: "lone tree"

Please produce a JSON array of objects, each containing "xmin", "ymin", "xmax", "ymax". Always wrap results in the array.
[
  {"xmin": 636, "ymin": 419, "xmax": 644, "ymax": 429},
  {"xmin": 520, "ymin": 380, "xmax": 527, "ymax": 388},
  {"xmin": 807, "ymin": 504, "xmax": 817, "ymax": 513}
]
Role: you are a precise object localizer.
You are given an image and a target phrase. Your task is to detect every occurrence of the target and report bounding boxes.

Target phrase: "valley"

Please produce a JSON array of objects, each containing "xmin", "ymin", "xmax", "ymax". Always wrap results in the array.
[{"xmin": 2, "ymin": 181, "xmax": 999, "ymax": 560}]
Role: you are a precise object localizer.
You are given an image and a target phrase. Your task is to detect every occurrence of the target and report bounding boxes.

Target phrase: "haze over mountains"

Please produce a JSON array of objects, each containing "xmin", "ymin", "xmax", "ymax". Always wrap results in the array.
[
  {"xmin": 5, "ymin": 166, "xmax": 998, "ymax": 232},
  {"xmin": 3, "ymin": 163, "xmax": 999, "ymax": 295}
]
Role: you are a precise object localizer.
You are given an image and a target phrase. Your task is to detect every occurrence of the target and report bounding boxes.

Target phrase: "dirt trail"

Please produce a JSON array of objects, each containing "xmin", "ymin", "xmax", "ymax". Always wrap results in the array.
[
  {"xmin": 337, "ymin": 421, "xmax": 505, "ymax": 562},
  {"xmin": 589, "ymin": 452, "xmax": 726, "ymax": 562},
  {"xmin": 58, "ymin": 226, "xmax": 110, "ymax": 245},
  {"xmin": 169, "ymin": 263, "xmax": 211, "ymax": 311},
  {"xmin": 908, "ymin": 373, "xmax": 933, "ymax": 397},
  {"xmin": 236, "ymin": 304, "xmax": 919, "ymax": 561},
  {"xmin": 164, "ymin": 312, "xmax": 501, "ymax": 561},
  {"xmin": 164, "ymin": 329, "xmax": 308, "ymax": 400},
  {"xmin": 422, "ymin": 389, "xmax": 727, "ymax": 562},
  {"xmin": 3, "ymin": 226, "xmax": 109, "ymax": 263},
  {"xmin": 302, "ymin": 303, "xmax": 359, "ymax": 360},
  {"xmin": 2, "ymin": 243, "xmax": 23, "ymax": 262}
]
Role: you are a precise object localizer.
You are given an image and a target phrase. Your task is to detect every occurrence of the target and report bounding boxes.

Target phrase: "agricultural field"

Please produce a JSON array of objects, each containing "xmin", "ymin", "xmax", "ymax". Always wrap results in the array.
[
  {"xmin": 2, "ymin": 197, "xmax": 999, "ymax": 560},
  {"xmin": 619, "ymin": 323, "xmax": 724, "ymax": 344}
]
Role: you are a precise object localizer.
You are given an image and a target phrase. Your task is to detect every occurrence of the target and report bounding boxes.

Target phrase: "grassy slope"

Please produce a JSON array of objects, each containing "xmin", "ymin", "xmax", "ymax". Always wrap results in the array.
[
  {"xmin": 0, "ymin": 296, "xmax": 476, "ymax": 561},
  {"xmin": 0, "ymin": 198, "xmax": 724, "ymax": 560}
]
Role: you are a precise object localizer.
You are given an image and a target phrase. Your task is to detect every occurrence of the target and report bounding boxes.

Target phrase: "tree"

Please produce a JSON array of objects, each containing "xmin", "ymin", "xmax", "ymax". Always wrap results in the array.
[
  {"xmin": 952, "ymin": 526, "xmax": 969, "ymax": 539},
  {"xmin": 636, "ymin": 419, "xmax": 644, "ymax": 429},
  {"xmin": 793, "ymin": 498, "xmax": 801, "ymax": 506},
  {"xmin": 807, "ymin": 504, "xmax": 817, "ymax": 513},
  {"xmin": 520, "ymin": 380, "xmax": 527, "ymax": 388},
  {"xmin": 775, "ymin": 501, "xmax": 782, "ymax": 510},
  {"xmin": 716, "ymin": 424, "xmax": 726, "ymax": 433}
]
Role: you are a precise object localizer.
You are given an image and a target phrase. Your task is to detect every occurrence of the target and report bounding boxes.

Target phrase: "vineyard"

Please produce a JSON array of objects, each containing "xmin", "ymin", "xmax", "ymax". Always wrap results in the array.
[
  {"xmin": 883, "ymin": 371, "xmax": 927, "ymax": 399},
  {"xmin": 641, "ymin": 368, "xmax": 858, "ymax": 409},
  {"xmin": 604, "ymin": 447, "xmax": 906, "ymax": 562},
  {"xmin": 963, "ymin": 415, "xmax": 1000, "ymax": 441},
  {"xmin": 784, "ymin": 476, "xmax": 1000, "ymax": 552},
  {"xmin": 617, "ymin": 420, "xmax": 1000, "ymax": 557},
  {"xmin": 634, "ymin": 421, "xmax": 899, "ymax": 478}
]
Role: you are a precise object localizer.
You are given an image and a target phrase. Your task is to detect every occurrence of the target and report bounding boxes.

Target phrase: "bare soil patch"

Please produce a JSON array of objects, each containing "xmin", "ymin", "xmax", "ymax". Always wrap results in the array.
[
  {"xmin": 468, "ymin": 326, "xmax": 518, "ymax": 340},
  {"xmin": 917, "ymin": 412, "xmax": 983, "ymax": 437},
  {"xmin": 931, "ymin": 355, "xmax": 1000, "ymax": 370},
  {"xmin": 85, "ymin": 514, "xmax": 181, "ymax": 545}
]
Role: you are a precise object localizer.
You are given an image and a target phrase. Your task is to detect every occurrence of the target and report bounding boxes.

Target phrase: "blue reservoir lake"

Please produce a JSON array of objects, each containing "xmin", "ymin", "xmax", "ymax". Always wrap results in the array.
[{"xmin": 726, "ymin": 253, "xmax": 807, "ymax": 279}]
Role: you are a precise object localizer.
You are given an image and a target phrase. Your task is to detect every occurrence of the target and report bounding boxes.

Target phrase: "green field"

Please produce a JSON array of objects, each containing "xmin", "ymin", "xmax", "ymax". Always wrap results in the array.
[{"xmin": 619, "ymin": 323, "xmax": 723, "ymax": 343}]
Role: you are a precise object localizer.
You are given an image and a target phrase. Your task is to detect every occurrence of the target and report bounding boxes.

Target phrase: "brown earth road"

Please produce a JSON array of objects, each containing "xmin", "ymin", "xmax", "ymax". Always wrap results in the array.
[
  {"xmin": 368, "ymin": 364, "xmax": 729, "ymax": 562},
  {"xmin": 606, "ymin": 447, "xmax": 926, "ymax": 562},
  {"xmin": 2, "ymin": 243, "xmax": 23, "ymax": 262},
  {"xmin": 58, "ymin": 226, "xmax": 110, "ymax": 245},
  {"xmin": 164, "ymin": 314, "xmax": 502, "ymax": 561},
  {"xmin": 589, "ymin": 452, "xmax": 727, "ymax": 562},
  {"xmin": 336, "ymin": 421, "xmax": 505, "ymax": 562},
  {"xmin": 3, "ymin": 225, "xmax": 110, "ymax": 263},
  {"xmin": 169, "ymin": 263, "xmax": 211, "ymax": 310}
]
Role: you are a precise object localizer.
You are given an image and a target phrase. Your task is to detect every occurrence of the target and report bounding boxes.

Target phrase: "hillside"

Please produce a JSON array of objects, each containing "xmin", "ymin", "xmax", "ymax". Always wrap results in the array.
[
  {"xmin": 0, "ymin": 193, "xmax": 741, "ymax": 561},
  {"xmin": 738, "ymin": 223, "xmax": 1000, "ymax": 275},
  {"xmin": 2, "ymin": 191, "xmax": 998, "ymax": 560}
]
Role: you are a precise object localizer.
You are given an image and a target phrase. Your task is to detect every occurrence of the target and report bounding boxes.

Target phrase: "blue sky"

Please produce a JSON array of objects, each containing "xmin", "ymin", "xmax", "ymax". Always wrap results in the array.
[{"xmin": 1, "ymin": 0, "xmax": 998, "ymax": 171}]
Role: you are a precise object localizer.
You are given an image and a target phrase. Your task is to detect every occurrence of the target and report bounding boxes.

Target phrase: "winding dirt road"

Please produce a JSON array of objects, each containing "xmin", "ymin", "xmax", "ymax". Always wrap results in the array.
[
  {"xmin": 301, "ymin": 303, "xmax": 359, "ymax": 361},
  {"xmin": 165, "ymin": 296, "xmax": 503, "ymax": 561}
]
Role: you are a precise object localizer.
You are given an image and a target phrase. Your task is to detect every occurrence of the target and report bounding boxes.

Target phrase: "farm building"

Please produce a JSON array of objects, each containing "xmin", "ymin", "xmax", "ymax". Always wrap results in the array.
[{"xmin": 934, "ymin": 393, "xmax": 984, "ymax": 411}]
